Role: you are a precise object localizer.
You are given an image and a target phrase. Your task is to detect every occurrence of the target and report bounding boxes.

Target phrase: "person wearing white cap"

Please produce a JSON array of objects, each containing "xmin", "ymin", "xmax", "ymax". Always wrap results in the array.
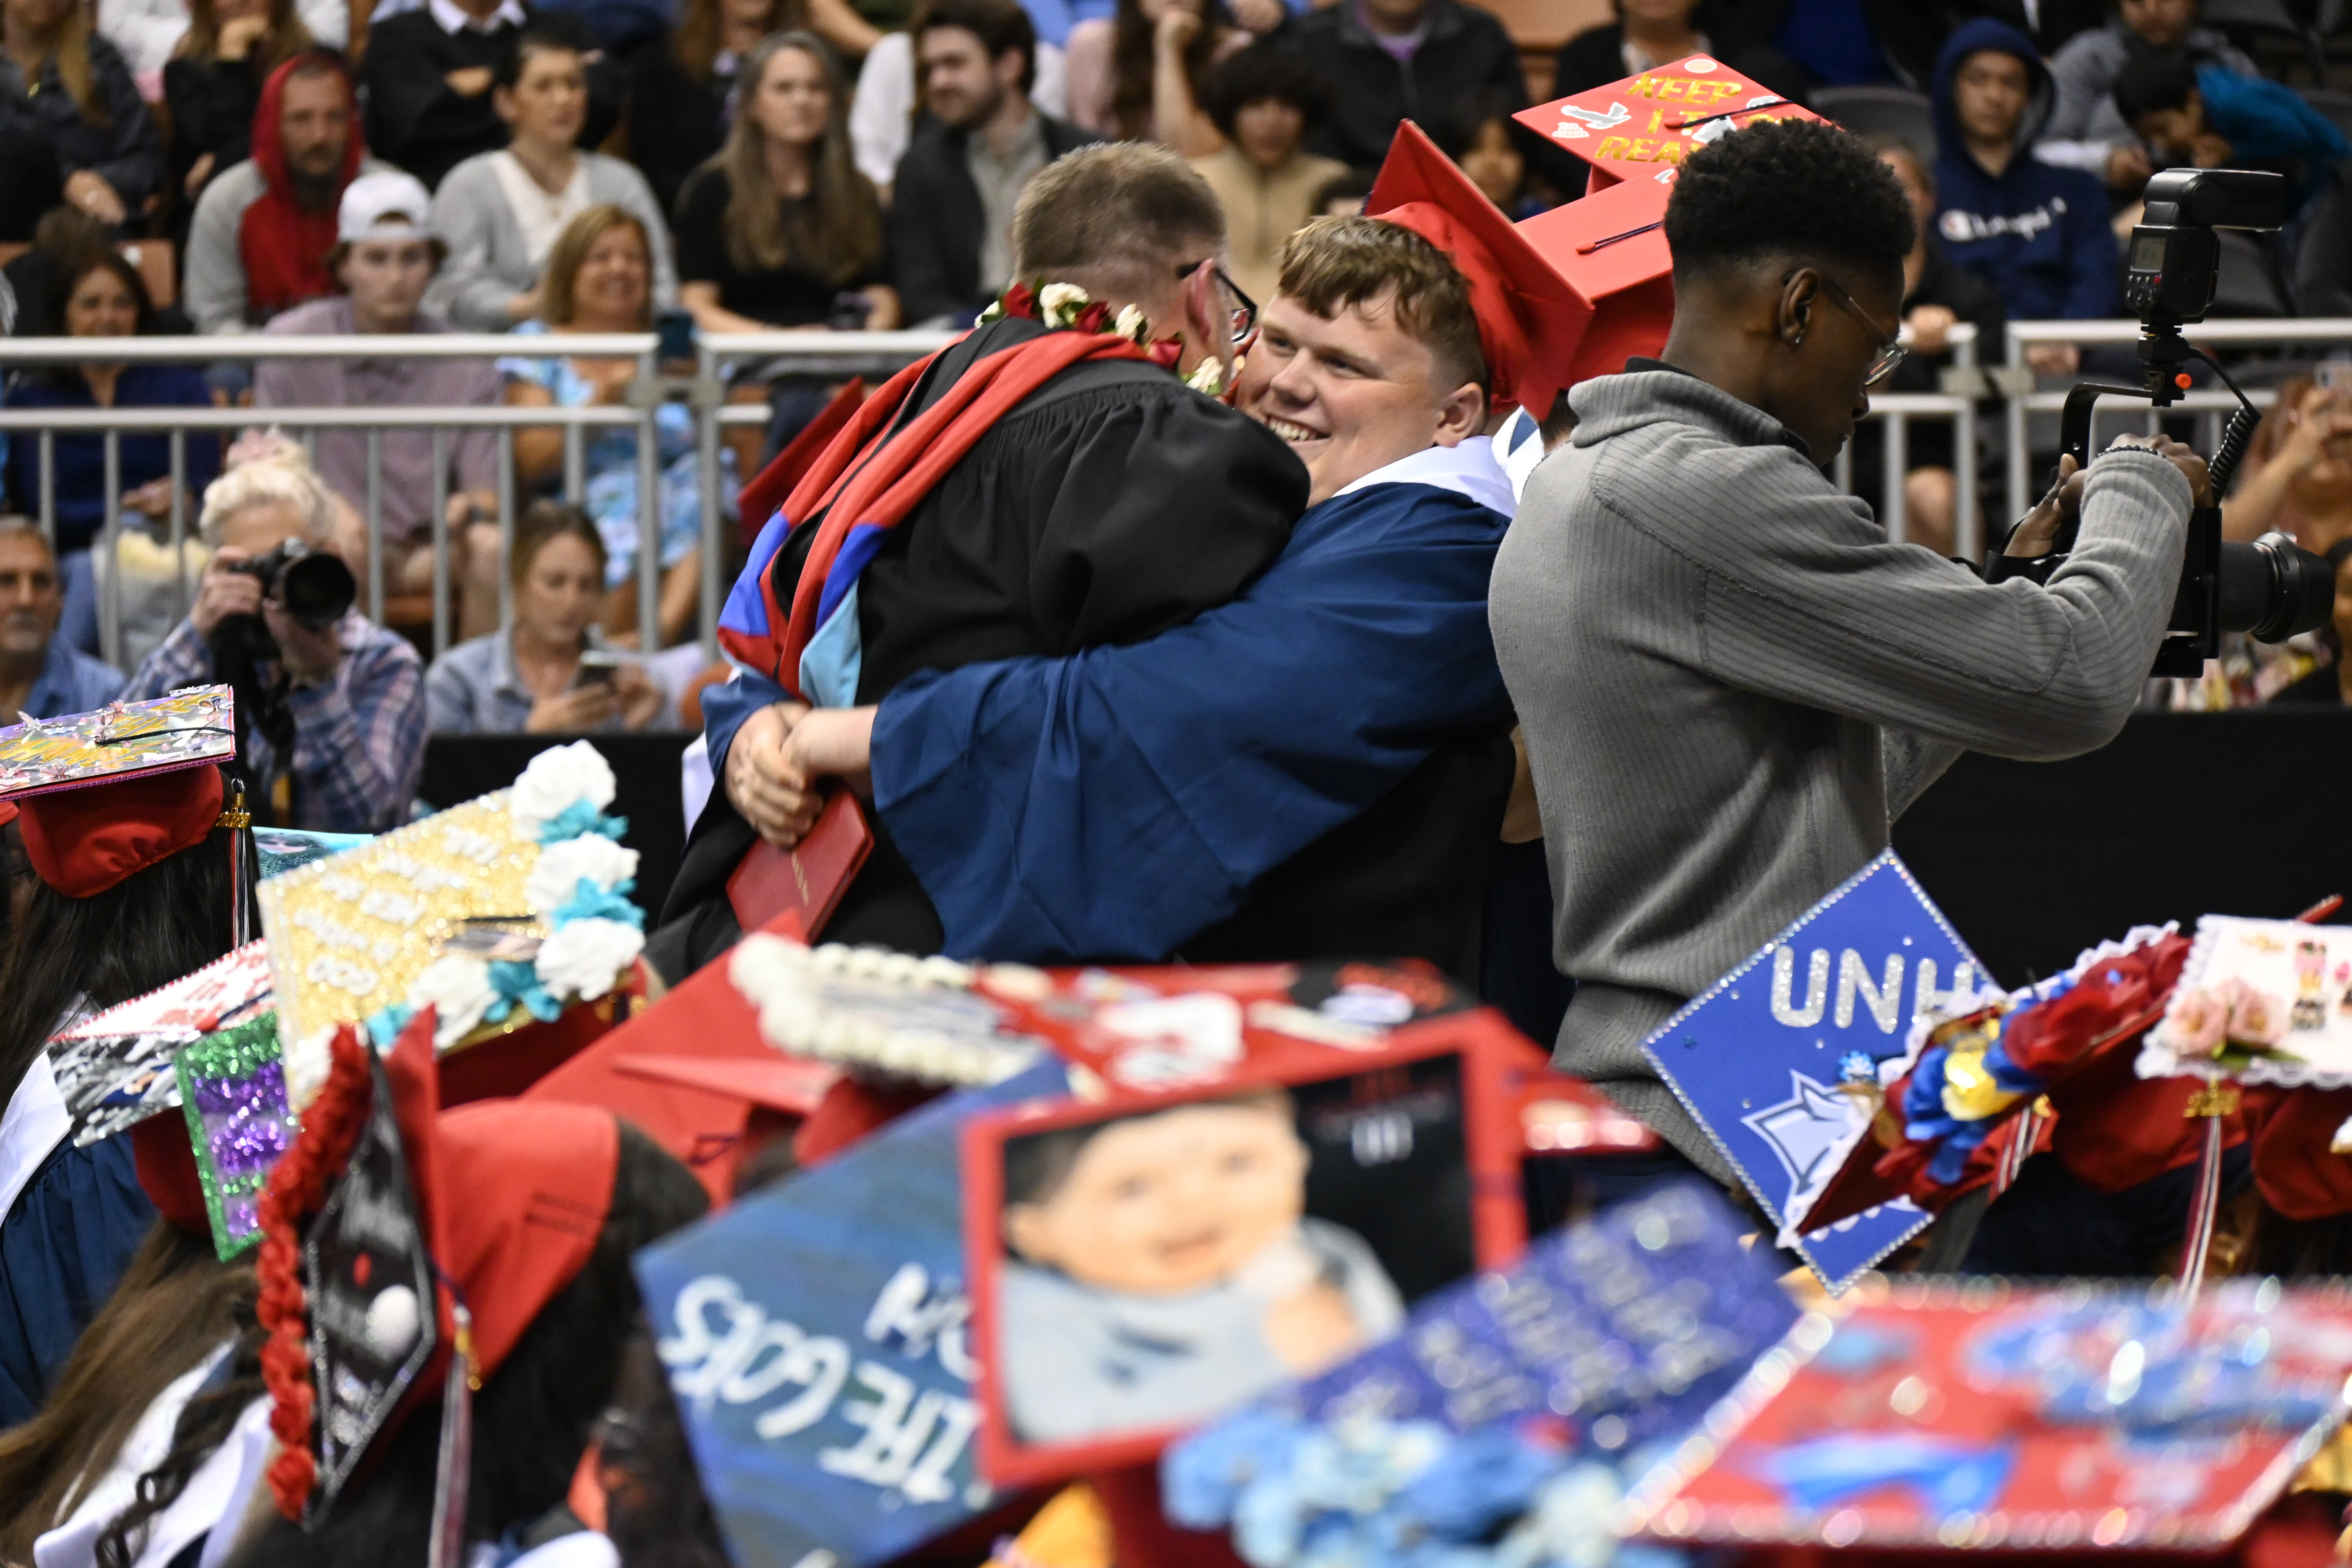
[{"xmin": 253, "ymin": 169, "xmax": 504, "ymax": 637}]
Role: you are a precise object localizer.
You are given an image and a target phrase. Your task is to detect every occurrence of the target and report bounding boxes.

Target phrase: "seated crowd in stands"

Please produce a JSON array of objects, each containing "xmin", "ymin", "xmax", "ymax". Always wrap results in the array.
[{"xmin": 8, "ymin": 0, "xmax": 2352, "ymax": 797}]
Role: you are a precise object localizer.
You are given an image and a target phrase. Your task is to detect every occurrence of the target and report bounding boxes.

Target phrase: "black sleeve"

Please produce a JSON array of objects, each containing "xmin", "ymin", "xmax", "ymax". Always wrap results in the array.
[
  {"xmin": 626, "ymin": 45, "xmax": 716, "ymax": 215},
  {"xmin": 164, "ymin": 58, "xmax": 257, "ymax": 191},
  {"xmin": 362, "ymin": 19, "xmax": 496, "ymax": 183},
  {"xmin": 84, "ymin": 39, "xmax": 164, "ymax": 208},
  {"xmin": 1023, "ymin": 387, "xmax": 1306, "ymax": 652},
  {"xmin": 887, "ymin": 139, "xmax": 963, "ymax": 323},
  {"xmin": 672, "ymin": 167, "xmax": 726, "ymax": 285},
  {"xmin": 1551, "ymin": 27, "xmax": 1625, "ymax": 98}
]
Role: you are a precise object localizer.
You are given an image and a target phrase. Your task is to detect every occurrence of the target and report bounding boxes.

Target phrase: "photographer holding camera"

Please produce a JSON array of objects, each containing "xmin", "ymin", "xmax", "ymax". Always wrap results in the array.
[
  {"xmin": 1492, "ymin": 119, "xmax": 2210, "ymax": 1181},
  {"xmin": 118, "ymin": 452, "xmax": 426, "ymax": 833}
]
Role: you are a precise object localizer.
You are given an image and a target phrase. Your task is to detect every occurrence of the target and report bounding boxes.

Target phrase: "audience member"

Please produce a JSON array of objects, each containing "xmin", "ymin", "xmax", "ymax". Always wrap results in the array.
[
  {"xmin": 161, "ymin": 0, "xmax": 313, "ymax": 213},
  {"xmin": 1190, "ymin": 43, "xmax": 1343, "ymax": 304},
  {"xmin": 119, "ymin": 452, "xmax": 427, "ymax": 831},
  {"xmin": 0, "ymin": 0, "xmax": 163, "ymax": 242},
  {"xmin": 2223, "ymin": 375, "xmax": 2352, "ymax": 552},
  {"xmin": 1313, "ymin": 166, "xmax": 1371, "ymax": 217},
  {"xmin": 2114, "ymin": 51, "xmax": 2350, "ymax": 214},
  {"xmin": 1857, "ymin": 136, "xmax": 2005, "ymax": 557},
  {"xmin": 503, "ymin": 205, "xmax": 727, "ymax": 650},
  {"xmin": 629, "ymin": 0, "xmax": 800, "ymax": 215},
  {"xmin": 1551, "ymin": 0, "xmax": 1807, "ymax": 103},
  {"xmin": 2039, "ymin": 0, "xmax": 2253, "ymax": 191},
  {"xmin": 364, "ymin": 0, "xmax": 613, "ymax": 190},
  {"xmin": 1931, "ymin": 19, "xmax": 2116, "ymax": 378},
  {"xmin": 1287, "ymin": 0, "xmax": 1524, "ymax": 172},
  {"xmin": 891, "ymin": 0, "xmax": 1094, "ymax": 326},
  {"xmin": 847, "ymin": 4, "xmax": 1068, "ymax": 196},
  {"xmin": 425, "ymin": 500, "xmax": 668, "ymax": 732},
  {"xmin": 183, "ymin": 48, "xmax": 381, "ymax": 335},
  {"xmin": 0, "ymin": 520, "xmax": 122, "ymax": 717},
  {"xmin": 98, "ymin": 0, "xmax": 341, "ymax": 79},
  {"xmin": 676, "ymin": 32, "xmax": 898, "ymax": 333},
  {"xmin": 3, "ymin": 206, "xmax": 113, "ymax": 337},
  {"xmin": 1436, "ymin": 90, "xmax": 1554, "ymax": 218},
  {"xmin": 2295, "ymin": 166, "xmax": 2352, "ymax": 317},
  {"xmin": 427, "ymin": 15, "xmax": 677, "ymax": 331},
  {"xmin": 1064, "ymin": 0, "xmax": 1244, "ymax": 153},
  {"xmin": 256, "ymin": 171, "xmax": 503, "ymax": 634},
  {"xmin": 1, "ymin": 251, "xmax": 218, "ymax": 564},
  {"xmin": 2272, "ymin": 539, "xmax": 2352, "ymax": 705}
]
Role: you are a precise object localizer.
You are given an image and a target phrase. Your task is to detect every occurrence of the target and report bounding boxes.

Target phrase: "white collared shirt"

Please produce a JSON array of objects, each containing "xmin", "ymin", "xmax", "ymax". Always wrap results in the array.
[
  {"xmin": 1333, "ymin": 435, "xmax": 1517, "ymax": 519},
  {"xmin": 425, "ymin": 0, "xmax": 525, "ymax": 35}
]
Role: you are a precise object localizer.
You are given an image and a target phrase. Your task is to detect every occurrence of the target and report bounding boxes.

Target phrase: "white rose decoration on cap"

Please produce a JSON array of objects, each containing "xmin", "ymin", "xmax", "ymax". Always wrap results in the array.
[
  {"xmin": 409, "ymin": 952, "xmax": 499, "ymax": 1047},
  {"xmin": 508, "ymin": 740, "xmax": 617, "ymax": 839},
  {"xmin": 536, "ymin": 917, "xmax": 645, "ymax": 1002},
  {"xmin": 526, "ymin": 833, "xmax": 640, "ymax": 915}
]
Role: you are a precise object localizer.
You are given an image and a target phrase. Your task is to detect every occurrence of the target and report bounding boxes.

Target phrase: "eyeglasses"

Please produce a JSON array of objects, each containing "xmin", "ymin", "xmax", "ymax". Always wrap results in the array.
[
  {"xmin": 1180, "ymin": 259, "xmax": 1258, "ymax": 346},
  {"xmin": 1807, "ymin": 272, "xmax": 1908, "ymax": 387}
]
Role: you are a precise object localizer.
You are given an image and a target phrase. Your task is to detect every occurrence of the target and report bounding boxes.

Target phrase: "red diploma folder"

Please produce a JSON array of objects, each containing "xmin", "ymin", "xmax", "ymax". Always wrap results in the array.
[{"xmin": 726, "ymin": 791, "xmax": 874, "ymax": 942}]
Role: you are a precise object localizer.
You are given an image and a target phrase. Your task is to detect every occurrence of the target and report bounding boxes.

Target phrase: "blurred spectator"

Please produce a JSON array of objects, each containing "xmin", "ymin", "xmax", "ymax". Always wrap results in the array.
[
  {"xmin": 1552, "ymin": 0, "xmax": 1807, "ymax": 103},
  {"xmin": 2039, "ymin": 0, "xmax": 2252, "ymax": 192},
  {"xmin": 1, "ymin": 250, "xmax": 218, "ymax": 564},
  {"xmin": 675, "ymin": 32, "xmax": 897, "ymax": 332},
  {"xmin": 1434, "ymin": 90, "xmax": 1554, "ymax": 218},
  {"xmin": 1190, "ymin": 42, "xmax": 1342, "ymax": 303},
  {"xmin": 1064, "ymin": 0, "xmax": 1244, "ymax": 153},
  {"xmin": 120, "ymin": 451, "xmax": 427, "ymax": 830},
  {"xmin": 502, "ymin": 205, "xmax": 730, "ymax": 649},
  {"xmin": 101, "ymin": 0, "xmax": 343, "ymax": 82},
  {"xmin": 1858, "ymin": 136, "xmax": 2005, "ymax": 557},
  {"xmin": 1288, "ymin": 0, "xmax": 1522, "ymax": 172},
  {"xmin": 1930, "ymin": 19, "xmax": 2115, "ymax": 378},
  {"xmin": 626, "ymin": 0, "xmax": 862, "ymax": 215},
  {"xmin": 2294, "ymin": 168, "xmax": 2352, "ymax": 317},
  {"xmin": 184, "ymin": 49, "xmax": 379, "ymax": 335},
  {"xmin": 0, "ymin": 0, "xmax": 163, "ymax": 242},
  {"xmin": 256, "ymin": 171, "xmax": 502, "ymax": 634},
  {"xmin": 425, "ymin": 499, "xmax": 667, "ymax": 732},
  {"xmin": 2114, "ymin": 52, "xmax": 2350, "ymax": 214},
  {"xmin": 0, "ymin": 520, "xmax": 123, "ymax": 718},
  {"xmin": 2222, "ymin": 375, "xmax": 2352, "ymax": 552},
  {"xmin": 367, "ymin": 0, "xmax": 544, "ymax": 189},
  {"xmin": 2271, "ymin": 540, "xmax": 2352, "ymax": 705},
  {"xmin": 890, "ymin": 0, "xmax": 1094, "ymax": 326},
  {"xmin": 4, "ymin": 206, "xmax": 117, "ymax": 336},
  {"xmin": 1312, "ymin": 166, "xmax": 1370, "ymax": 217},
  {"xmin": 848, "ymin": 5, "xmax": 1068, "ymax": 196},
  {"xmin": 161, "ymin": 0, "xmax": 313, "ymax": 213},
  {"xmin": 427, "ymin": 16, "xmax": 676, "ymax": 330},
  {"xmin": 1773, "ymin": 0, "xmax": 2102, "ymax": 92}
]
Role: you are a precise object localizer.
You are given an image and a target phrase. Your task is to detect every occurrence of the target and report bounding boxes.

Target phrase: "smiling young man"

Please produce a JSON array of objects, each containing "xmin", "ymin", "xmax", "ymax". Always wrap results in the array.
[
  {"xmin": 1492, "ymin": 118, "xmax": 2205, "ymax": 1183},
  {"xmin": 739, "ymin": 215, "xmax": 1521, "ymax": 974}
]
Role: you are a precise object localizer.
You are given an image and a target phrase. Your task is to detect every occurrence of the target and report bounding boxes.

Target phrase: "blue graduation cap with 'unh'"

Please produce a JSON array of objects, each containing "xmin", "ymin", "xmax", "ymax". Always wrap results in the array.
[{"xmin": 1641, "ymin": 850, "xmax": 1991, "ymax": 1291}]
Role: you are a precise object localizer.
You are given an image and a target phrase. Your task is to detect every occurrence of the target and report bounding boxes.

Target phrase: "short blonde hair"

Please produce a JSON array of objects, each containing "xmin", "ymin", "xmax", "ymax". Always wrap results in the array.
[
  {"xmin": 197, "ymin": 450, "xmax": 337, "ymax": 547},
  {"xmin": 540, "ymin": 205, "xmax": 651, "ymax": 327}
]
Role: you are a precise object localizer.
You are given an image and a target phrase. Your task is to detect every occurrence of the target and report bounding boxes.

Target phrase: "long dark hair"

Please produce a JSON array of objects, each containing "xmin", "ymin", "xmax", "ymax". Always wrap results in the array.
[
  {"xmin": 179, "ymin": 0, "xmax": 314, "ymax": 71},
  {"xmin": 220, "ymin": 1124, "xmax": 710, "ymax": 1566},
  {"xmin": 1109, "ymin": 0, "xmax": 1231, "ymax": 143},
  {"xmin": 668, "ymin": 0, "xmax": 806, "ymax": 82},
  {"xmin": 0, "ymin": 1225, "xmax": 254, "ymax": 1563},
  {"xmin": 706, "ymin": 31, "xmax": 883, "ymax": 283},
  {"xmin": 0, "ymin": 812, "xmax": 240, "ymax": 1115}
]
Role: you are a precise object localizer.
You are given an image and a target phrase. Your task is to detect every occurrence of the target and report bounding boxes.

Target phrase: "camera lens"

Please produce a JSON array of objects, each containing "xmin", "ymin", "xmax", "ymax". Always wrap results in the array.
[
  {"xmin": 277, "ymin": 545, "xmax": 357, "ymax": 632},
  {"xmin": 2216, "ymin": 531, "xmax": 2333, "ymax": 642}
]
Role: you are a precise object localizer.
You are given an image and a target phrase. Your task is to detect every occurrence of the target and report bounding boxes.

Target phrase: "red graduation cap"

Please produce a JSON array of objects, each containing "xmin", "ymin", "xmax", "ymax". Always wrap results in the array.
[
  {"xmin": 0, "ymin": 765, "xmax": 226, "ymax": 898},
  {"xmin": 1366, "ymin": 120, "xmax": 1592, "ymax": 418},
  {"xmin": 1514, "ymin": 175, "xmax": 1680, "ymax": 393},
  {"xmin": 1513, "ymin": 52, "xmax": 1824, "ymax": 196}
]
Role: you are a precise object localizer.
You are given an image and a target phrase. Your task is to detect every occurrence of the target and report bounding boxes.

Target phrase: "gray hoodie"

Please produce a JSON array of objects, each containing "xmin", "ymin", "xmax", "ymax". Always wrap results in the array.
[{"xmin": 1489, "ymin": 368, "xmax": 2193, "ymax": 1176}]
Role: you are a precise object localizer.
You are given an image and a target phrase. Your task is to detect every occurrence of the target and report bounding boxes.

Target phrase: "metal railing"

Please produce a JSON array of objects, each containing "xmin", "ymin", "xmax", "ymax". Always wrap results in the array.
[{"xmin": 1835, "ymin": 323, "xmax": 1982, "ymax": 559}]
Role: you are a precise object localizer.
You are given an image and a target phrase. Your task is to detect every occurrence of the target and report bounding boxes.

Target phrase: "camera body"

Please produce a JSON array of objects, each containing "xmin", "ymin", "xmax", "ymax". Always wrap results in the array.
[
  {"xmin": 2030, "ymin": 169, "xmax": 2332, "ymax": 676},
  {"xmin": 220, "ymin": 538, "xmax": 357, "ymax": 638}
]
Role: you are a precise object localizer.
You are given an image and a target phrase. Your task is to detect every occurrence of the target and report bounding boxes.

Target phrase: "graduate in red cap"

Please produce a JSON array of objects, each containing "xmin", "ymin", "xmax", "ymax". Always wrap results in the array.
[
  {"xmin": 702, "ymin": 181, "xmax": 1561, "ymax": 976},
  {"xmin": 0, "ymin": 759, "xmax": 250, "ymax": 1430}
]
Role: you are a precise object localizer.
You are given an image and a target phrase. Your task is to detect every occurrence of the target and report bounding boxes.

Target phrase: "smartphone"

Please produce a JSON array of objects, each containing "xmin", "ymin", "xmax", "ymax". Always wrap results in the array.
[
  {"xmin": 575, "ymin": 650, "xmax": 623, "ymax": 689},
  {"xmin": 2323, "ymin": 360, "xmax": 2352, "ymax": 395},
  {"xmin": 657, "ymin": 308, "xmax": 697, "ymax": 363}
]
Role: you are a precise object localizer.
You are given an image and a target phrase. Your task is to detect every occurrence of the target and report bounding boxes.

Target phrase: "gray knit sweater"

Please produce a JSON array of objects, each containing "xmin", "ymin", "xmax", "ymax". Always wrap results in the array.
[{"xmin": 1490, "ymin": 368, "xmax": 2194, "ymax": 1178}]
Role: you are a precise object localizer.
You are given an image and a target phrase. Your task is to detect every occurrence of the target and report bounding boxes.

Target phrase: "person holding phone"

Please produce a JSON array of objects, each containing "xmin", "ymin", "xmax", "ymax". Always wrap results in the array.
[{"xmin": 424, "ymin": 501, "xmax": 667, "ymax": 733}]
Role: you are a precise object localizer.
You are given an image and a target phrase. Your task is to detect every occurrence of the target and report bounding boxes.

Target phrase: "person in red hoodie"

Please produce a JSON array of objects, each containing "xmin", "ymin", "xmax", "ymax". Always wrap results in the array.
[{"xmin": 181, "ymin": 48, "xmax": 387, "ymax": 338}]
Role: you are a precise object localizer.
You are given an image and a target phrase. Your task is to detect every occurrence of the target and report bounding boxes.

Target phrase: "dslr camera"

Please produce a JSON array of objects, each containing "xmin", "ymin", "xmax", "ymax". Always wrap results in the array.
[
  {"xmin": 2012, "ymin": 168, "xmax": 2332, "ymax": 676},
  {"xmin": 208, "ymin": 538, "xmax": 358, "ymax": 773}
]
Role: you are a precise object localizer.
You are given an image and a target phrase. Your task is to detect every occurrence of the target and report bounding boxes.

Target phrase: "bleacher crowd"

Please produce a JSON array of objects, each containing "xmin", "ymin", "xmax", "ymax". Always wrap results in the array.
[{"xmin": 1, "ymin": 0, "xmax": 2351, "ymax": 832}]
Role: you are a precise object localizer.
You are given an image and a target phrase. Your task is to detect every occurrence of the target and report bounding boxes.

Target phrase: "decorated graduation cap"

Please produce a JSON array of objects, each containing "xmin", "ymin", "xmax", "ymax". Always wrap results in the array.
[
  {"xmin": 1513, "ymin": 175, "xmax": 1679, "ymax": 395},
  {"xmin": 256, "ymin": 1009, "xmax": 619, "ymax": 1546},
  {"xmin": 1513, "ymin": 51, "xmax": 1823, "ymax": 196},
  {"xmin": 1366, "ymin": 120, "xmax": 1591, "ymax": 419}
]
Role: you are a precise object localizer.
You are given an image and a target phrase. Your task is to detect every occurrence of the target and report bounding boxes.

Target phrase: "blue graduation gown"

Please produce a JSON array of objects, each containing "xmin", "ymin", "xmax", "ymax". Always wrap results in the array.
[
  {"xmin": 867, "ymin": 442, "xmax": 1518, "ymax": 963},
  {"xmin": 0, "ymin": 1132, "xmax": 154, "ymax": 1426}
]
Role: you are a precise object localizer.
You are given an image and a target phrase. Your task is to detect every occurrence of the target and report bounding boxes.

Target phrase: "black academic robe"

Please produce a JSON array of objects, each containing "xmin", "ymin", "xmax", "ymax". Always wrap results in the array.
[{"xmin": 651, "ymin": 315, "xmax": 1309, "ymax": 974}]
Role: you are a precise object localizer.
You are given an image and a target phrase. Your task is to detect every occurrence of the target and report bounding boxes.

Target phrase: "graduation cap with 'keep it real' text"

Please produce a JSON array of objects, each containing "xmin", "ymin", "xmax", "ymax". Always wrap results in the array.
[
  {"xmin": 1513, "ymin": 53, "xmax": 1825, "ymax": 196},
  {"xmin": 1367, "ymin": 120, "xmax": 1592, "ymax": 419}
]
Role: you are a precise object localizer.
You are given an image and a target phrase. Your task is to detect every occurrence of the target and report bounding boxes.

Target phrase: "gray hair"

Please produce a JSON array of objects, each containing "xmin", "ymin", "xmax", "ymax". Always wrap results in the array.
[
  {"xmin": 0, "ymin": 516, "xmax": 52, "ymax": 558},
  {"xmin": 197, "ymin": 450, "xmax": 337, "ymax": 548}
]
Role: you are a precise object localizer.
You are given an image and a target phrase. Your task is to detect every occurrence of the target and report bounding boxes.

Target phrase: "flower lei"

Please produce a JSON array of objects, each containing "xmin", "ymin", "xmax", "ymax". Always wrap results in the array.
[
  {"xmin": 978, "ymin": 279, "xmax": 1236, "ymax": 397},
  {"xmin": 370, "ymin": 742, "xmax": 646, "ymax": 1050}
]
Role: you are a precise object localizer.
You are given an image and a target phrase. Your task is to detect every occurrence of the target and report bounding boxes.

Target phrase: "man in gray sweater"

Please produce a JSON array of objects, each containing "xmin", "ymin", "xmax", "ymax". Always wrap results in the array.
[{"xmin": 1492, "ymin": 119, "xmax": 2206, "ymax": 1182}]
